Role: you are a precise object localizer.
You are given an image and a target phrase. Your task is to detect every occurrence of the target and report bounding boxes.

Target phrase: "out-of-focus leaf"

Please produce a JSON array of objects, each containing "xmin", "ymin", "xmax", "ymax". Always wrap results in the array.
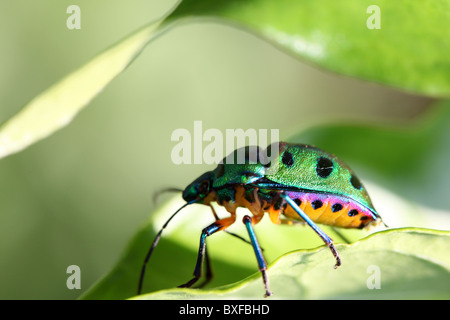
[
  {"xmin": 169, "ymin": 0, "xmax": 450, "ymax": 97},
  {"xmin": 0, "ymin": 18, "xmax": 166, "ymax": 160}
]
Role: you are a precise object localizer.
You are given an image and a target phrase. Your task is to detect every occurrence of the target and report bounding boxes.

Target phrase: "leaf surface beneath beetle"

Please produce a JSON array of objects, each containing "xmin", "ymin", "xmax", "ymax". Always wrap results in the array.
[{"xmin": 133, "ymin": 228, "xmax": 450, "ymax": 300}]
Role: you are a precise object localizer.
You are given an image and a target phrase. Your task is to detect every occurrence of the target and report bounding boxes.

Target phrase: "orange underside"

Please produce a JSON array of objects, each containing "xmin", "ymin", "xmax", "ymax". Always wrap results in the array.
[
  {"xmin": 279, "ymin": 199, "xmax": 366, "ymax": 228},
  {"xmin": 203, "ymin": 186, "xmax": 374, "ymax": 229}
]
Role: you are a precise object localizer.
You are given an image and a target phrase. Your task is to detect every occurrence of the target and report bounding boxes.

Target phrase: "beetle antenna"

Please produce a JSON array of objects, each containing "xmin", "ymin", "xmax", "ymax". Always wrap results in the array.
[
  {"xmin": 137, "ymin": 199, "xmax": 196, "ymax": 295},
  {"xmin": 152, "ymin": 187, "xmax": 183, "ymax": 205}
]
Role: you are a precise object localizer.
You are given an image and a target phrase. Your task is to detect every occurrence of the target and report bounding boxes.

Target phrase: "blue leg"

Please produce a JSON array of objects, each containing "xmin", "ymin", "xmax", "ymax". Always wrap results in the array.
[
  {"xmin": 281, "ymin": 193, "xmax": 341, "ymax": 268},
  {"xmin": 243, "ymin": 215, "xmax": 272, "ymax": 297}
]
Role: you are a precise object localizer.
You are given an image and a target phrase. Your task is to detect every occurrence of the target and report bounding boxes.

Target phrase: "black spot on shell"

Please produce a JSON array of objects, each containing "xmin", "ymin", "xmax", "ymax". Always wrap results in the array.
[
  {"xmin": 294, "ymin": 198, "xmax": 302, "ymax": 206},
  {"xmin": 312, "ymin": 200, "xmax": 323, "ymax": 210},
  {"xmin": 316, "ymin": 157, "xmax": 334, "ymax": 178},
  {"xmin": 360, "ymin": 216, "xmax": 369, "ymax": 221},
  {"xmin": 282, "ymin": 151, "xmax": 294, "ymax": 167},
  {"xmin": 350, "ymin": 175, "xmax": 363, "ymax": 190},
  {"xmin": 332, "ymin": 203, "xmax": 343, "ymax": 212},
  {"xmin": 348, "ymin": 209, "xmax": 358, "ymax": 217}
]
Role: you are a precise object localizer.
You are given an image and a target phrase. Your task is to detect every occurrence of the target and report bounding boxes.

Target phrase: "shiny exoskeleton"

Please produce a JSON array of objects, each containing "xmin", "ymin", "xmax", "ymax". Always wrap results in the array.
[{"xmin": 138, "ymin": 142, "xmax": 383, "ymax": 297}]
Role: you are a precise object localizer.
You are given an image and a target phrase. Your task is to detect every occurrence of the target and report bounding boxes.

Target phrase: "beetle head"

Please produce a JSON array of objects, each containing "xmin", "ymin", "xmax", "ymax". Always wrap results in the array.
[{"xmin": 182, "ymin": 171, "xmax": 214, "ymax": 203}]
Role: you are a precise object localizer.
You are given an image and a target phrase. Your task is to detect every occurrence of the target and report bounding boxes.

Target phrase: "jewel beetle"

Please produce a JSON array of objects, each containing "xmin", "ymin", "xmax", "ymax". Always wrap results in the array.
[{"xmin": 138, "ymin": 142, "xmax": 384, "ymax": 297}]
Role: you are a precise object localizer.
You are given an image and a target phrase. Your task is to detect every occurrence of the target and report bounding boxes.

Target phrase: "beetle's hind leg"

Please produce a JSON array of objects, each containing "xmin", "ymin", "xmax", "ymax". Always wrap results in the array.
[
  {"xmin": 242, "ymin": 215, "xmax": 272, "ymax": 297},
  {"xmin": 281, "ymin": 193, "xmax": 341, "ymax": 268}
]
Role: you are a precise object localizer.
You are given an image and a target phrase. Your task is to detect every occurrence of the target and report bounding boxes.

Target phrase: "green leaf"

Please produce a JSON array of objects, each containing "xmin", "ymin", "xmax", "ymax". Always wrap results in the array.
[
  {"xmin": 0, "ymin": 17, "xmax": 166, "ymax": 160},
  {"xmin": 86, "ymin": 213, "xmax": 450, "ymax": 300},
  {"xmin": 134, "ymin": 228, "xmax": 450, "ymax": 300},
  {"xmin": 169, "ymin": 0, "xmax": 450, "ymax": 97}
]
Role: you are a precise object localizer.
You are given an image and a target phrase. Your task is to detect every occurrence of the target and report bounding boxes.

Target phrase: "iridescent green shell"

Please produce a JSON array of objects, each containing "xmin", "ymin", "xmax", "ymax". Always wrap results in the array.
[
  {"xmin": 264, "ymin": 142, "xmax": 375, "ymax": 213},
  {"xmin": 212, "ymin": 146, "xmax": 266, "ymax": 188}
]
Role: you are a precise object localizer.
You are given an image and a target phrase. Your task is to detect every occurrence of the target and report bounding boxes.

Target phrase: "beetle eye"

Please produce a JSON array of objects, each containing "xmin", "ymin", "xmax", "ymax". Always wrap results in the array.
[{"xmin": 198, "ymin": 181, "xmax": 210, "ymax": 194}]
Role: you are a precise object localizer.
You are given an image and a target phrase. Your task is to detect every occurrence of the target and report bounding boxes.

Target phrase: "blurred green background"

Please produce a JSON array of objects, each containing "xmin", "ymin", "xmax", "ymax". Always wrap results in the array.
[{"xmin": 0, "ymin": 1, "xmax": 441, "ymax": 299}]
